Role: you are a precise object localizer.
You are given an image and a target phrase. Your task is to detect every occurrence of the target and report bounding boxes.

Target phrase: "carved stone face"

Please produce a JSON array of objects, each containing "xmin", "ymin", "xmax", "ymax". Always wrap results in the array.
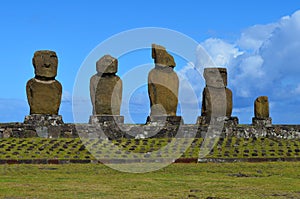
[
  {"xmin": 32, "ymin": 50, "xmax": 58, "ymax": 78},
  {"xmin": 256, "ymin": 96, "xmax": 268, "ymax": 103},
  {"xmin": 96, "ymin": 55, "xmax": 118, "ymax": 74},
  {"xmin": 204, "ymin": 68, "xmax": 227, "ymax": 88}
]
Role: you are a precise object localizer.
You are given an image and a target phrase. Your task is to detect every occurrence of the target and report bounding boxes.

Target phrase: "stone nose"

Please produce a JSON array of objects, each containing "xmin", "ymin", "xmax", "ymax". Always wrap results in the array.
[{"xmin": 44, "ymin": 63, "xmax": 51, "ymax": 68}]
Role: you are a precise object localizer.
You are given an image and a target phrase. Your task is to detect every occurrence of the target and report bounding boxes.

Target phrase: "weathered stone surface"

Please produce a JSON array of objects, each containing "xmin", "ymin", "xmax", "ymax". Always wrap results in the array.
[
  {"xmin": 252, "ymin": 117, "xmax": 272, "ymax": 127},
  {"xmin": 24, "ymin": 114, "xmax": 64, "ymax": 125},
  {"xmin": 204, "ymin": 67, "xmax": 227, "ymax": 88},
  {"xmin": 90, "ymin": 74, "xmax": 101, "ymax": 114},
  {"xmin": 26, "ymin": 50, "xmax": 62, "ymax": 115},
  {"xmin": 89, "ymin": 115, "xmax": 124, "ymax": 124},
  {"xmin": 201, "ymin": 67, "xmax": 233, "ymax": 125},
  {"xmin": 201, "ymin": 87, "xmax": 232, "ymax": 118},
  {"xmin": 146, "ymin": 116, "xmax": 183, "ymax": 125},
  {"xmin": 197, "ymin": 116, "xmax": 238, "ymax": 127},
  {"xmin": 3, "ymin": 128, "xmax": 12, "ymax": 138},
  {"xmin": 32, "ymin": 50, "xmax": 58, "ymax": 78},
  {"xmin": 148, "ymin": 65, "xmax": 179, "ymax": 116},
  {"xmin": 94, "ymin": 75, "xmax": 122, "ymax": 115},
  {"xmin": 90, "ymin": 55, "xmax": 122, "ymax": 115},
  {"xmin": 96, "ymin": 54, "xmax": 118, "ymax": 74},
  {"xmin": 152, "ymin": 44, "xmax": 176, "ymax": 67},
  {"xmin": 254, "ymin": 96, "xmax": 269, "ymax": 119},
  {"xmin": 148, "ymin": 44, "xmax": 178, "ymax": 116},
  {"xmin": 26, "ymin": 78, "xmax": 62, "ymax": 114},
  {"xmin": 1, "ymin": 122, "xmax": 300, "ymax": 140}
]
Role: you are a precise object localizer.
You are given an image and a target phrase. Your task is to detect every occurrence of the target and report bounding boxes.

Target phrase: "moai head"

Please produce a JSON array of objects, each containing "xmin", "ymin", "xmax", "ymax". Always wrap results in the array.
[
  {"xmin": 96, "ymin": 55, "xmax": 118, "ymax": 74},
  {"xmin": 254, "ymin": 96, "xmax": 269, "ymax": 119},
  {"xmin": 32, "ymin": 50, "xmax": 58, "ymax": 78},
  {"xmin": 152, "ymin": 44, "xmax": 176, "ymax": 68},
  {"xmin": 204, "ymin": 67, "xmax": 227, "ymax": 88}
]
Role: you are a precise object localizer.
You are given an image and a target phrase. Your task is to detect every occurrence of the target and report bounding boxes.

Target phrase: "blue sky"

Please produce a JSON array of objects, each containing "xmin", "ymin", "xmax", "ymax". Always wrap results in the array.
[{"xmin": 1, "ymin": 1, "xmax": 300, "ymax": 124}]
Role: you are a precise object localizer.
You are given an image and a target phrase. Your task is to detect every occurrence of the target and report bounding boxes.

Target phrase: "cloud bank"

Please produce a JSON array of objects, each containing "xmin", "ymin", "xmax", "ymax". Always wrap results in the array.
[{"xmin": 186, "ymin": 10, "xmax": 300, "ymax": 124}]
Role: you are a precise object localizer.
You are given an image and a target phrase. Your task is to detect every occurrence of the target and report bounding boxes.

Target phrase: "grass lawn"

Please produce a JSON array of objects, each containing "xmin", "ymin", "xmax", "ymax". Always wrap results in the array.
[{"xmin": 0, "ymin": 162, "xmax": 299, "ymax": 199}]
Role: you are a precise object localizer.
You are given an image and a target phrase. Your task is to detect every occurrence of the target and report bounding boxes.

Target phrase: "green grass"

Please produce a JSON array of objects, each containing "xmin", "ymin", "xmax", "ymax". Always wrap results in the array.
[
  {"xmin": 0, "ymin": 137, "xmax": 299, "ymax": 161},
  {"xmin": 0, "ymin": 162, "xmax": 299, "ymax": 198},
  {"xmin": 0, "ymin": 138, "xmax": 299, "ymax": 198}
]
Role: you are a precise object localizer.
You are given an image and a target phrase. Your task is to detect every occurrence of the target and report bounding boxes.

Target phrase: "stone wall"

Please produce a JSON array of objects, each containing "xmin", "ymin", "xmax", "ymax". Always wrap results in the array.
[{"xmin": 1, "ymin": 122, "xmax": 300, "ymax": 140}]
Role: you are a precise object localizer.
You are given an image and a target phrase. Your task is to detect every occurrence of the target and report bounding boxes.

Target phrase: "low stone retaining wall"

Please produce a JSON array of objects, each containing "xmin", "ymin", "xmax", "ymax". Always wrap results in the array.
[
  {"xmin": 0, "ymin": 122, "xmax": 300, "ymax": 140},
  {"xmin": 1, "ymin": 157, "xmax": 300, "ymax": 165}
]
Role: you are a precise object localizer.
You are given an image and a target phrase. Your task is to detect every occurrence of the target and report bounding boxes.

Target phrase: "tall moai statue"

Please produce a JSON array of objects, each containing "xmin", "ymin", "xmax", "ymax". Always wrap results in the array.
[
  {"xmin": 147, "ymin": 44, "xmax": 182, "ymax": 124},
  {"xmin": 89, "ymin": 55, "xmax": 123, "ymax": 124},
  {"xmin": 198, "ymin": 67, "xmax": 238, "ymax": 126},
  {"xmin": 25, "ymin": 50, "xmax": 63, "ymax": 125},
  {"xmin": 252, "ymin": 96, "xmax": 272, "ymax": 127}
]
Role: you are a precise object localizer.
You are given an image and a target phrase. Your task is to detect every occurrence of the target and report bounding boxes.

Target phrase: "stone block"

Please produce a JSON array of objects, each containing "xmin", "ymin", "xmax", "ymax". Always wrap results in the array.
[
  {"xmin": 146, "ymin": 116, "xmax": 183, "ymax": 125},
  {"xmin": 96, "ymin": 54, "xmax": 118, "ymax": 74},
  {"xmin": 252, "ymin": 117, "xmax": 272, "ymax": 127},
  {"xmin": 203, "ymin": 67, "xmax": 227, "ymax": 88},
  {"xmin": 24, "ymin": 114, "xmax": 64, "ymax": 125},
  {"xmin": 197, "ymin": 116, "xmax": 238, "ymax": 127},
  {"xmin": 89, "ymin": 115, "xmax": 124, "ymax": 124},
  {"xmin": 152, "ymin": 44, "xmax": 176, "ymax": 67}
]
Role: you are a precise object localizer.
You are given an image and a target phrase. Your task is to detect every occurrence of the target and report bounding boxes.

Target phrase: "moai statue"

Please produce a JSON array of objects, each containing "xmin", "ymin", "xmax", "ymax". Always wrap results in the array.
[
  {"xmin": 147, "ymin": 44, "xmax": 182, "ymax": 124},
  {"xmin": 25, "ymin": 50, "xmax": 63, "ymax": 127},
  {"xmin": 89, "ymin": 55, "xmax": 123, "ymax": 124},
  {"xmin": 198, "ymin": 67, "xmax": 238, "ymax": 126},
  {"xmin": 252, "ymin": 96, "xmax": 272, "ymax": 127}
]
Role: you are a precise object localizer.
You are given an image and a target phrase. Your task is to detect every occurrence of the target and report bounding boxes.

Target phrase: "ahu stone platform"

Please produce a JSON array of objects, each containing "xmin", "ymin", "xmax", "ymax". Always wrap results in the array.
[{"xmin": 1, "ymin": 121, "xmax": 300, "ymax": 140}]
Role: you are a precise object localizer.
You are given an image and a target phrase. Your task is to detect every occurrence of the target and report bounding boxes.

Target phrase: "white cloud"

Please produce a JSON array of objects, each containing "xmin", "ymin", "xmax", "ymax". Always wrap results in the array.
[
  {"xmin": 201, "ymin": 38, "xmax": 243, "ymax": 66},
  {"xmin": 62, "ymin": 90, "xmax": 72, "ymax": 103},
  {"xmin": 195, "ymin": 44, "xmax": 216, "ymax": 69},
  {"xmin": 192, "ymin": 10, "xmax": 300, "ymax": 123},
  {"xmin": 237, "ymin": 23, "xmax": 278, "ymax": 51}
]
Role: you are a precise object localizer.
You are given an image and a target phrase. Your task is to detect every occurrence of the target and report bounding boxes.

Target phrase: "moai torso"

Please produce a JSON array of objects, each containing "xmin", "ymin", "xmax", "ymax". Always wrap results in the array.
[
  {"xmin": 148, "ymin": 44, "xmax": 179, "ymax": 116},
  {"xmin": 254, "ymin": 96, "xmax": 269, "ymax": 119},
  {"xmin": 202, "ymin": 87, "xmax": 232, "ymax": 118},
  {"xmin": 90, "ymin": 74, "xmax": 101, "ymax": 115},
  {"xmin": 26, "ymin": 50, "xmax": 62, "ymax": 115},
  {"xmin": 90, "ymin": 55, "xmax": 122, "ymax": 115},
  {"xmin": 201, "ymin": 68, "xmax": 232, "ymax": 118}
]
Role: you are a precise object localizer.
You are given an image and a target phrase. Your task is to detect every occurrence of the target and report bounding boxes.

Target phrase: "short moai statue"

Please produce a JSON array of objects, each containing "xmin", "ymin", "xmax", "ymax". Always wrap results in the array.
[
  {"xmin": 89, "ymin": 55, "xmax": 123, "ymax": 124},
  {"xmin": 197, "ymin": 67, "xmax": 238, "ymax": 126},
  {"xmin": 25, "ymin": 50, "xmax": 63, "ymax": 126},
  {"xmin": 252, "ymin": 96, "xmax": 272, "ymax": 127},
  {"xmin": 147, "ymin": 44, "xmax": 182, "ymax": 124}
]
